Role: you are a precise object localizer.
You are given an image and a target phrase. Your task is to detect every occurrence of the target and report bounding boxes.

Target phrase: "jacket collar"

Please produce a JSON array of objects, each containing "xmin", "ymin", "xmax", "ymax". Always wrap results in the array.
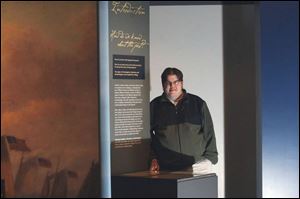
[{"xmin": 160, "ymin": 89, "xmax": 188, "ymax": 103}]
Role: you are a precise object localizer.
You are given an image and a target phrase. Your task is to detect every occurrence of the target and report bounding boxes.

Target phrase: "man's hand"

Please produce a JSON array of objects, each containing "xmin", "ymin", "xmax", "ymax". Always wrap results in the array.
[
  {"xmin": 149, "ymin": 159, "xmax": 160, "ymax": 175},
  {"xmin": 192, "ymin": 159, "xmax": 213, "ymax": 175}
]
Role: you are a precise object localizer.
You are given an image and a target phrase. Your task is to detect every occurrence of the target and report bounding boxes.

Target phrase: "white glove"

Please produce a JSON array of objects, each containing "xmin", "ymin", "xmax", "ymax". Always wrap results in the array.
[{"xmin": 192, "ymin": 159, "xmax": 213, "ymax": 175}]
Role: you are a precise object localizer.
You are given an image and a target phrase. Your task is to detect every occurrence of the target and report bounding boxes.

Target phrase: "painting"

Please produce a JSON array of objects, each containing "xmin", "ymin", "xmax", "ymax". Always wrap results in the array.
[{"xmin": 1, "ymin": 1, "xmax": 100, "ymax": 197}]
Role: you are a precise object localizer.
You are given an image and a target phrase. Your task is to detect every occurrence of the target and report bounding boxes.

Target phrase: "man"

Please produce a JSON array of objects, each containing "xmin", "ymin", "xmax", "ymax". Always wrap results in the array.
[{"xmin": 149, "ymin": 67, "xmax": 218, "ymax": 175}]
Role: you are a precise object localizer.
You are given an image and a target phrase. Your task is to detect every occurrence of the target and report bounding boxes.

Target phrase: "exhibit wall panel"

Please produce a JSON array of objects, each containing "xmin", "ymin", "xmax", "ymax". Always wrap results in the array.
[
  {"xmin": 1, "ymin": 1, "xmax": 100, "ymax": 198},
  {"xmin": 223, "ymin": 4, "xmax": 261, "ymax": 197},
  {"xmin": 150, "ymin": 5, "xmax": 224, "ymax": 198}
]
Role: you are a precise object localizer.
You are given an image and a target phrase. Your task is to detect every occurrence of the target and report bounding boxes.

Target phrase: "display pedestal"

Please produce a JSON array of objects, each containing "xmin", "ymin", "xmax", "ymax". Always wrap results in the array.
[{"xmin": 112, "ymin": 171, "xmax": 218, "ymax": 198}]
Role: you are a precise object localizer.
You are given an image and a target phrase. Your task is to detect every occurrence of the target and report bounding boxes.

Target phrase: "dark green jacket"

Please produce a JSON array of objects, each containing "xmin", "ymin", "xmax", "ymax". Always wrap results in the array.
[{"xmin": 150, "ymin": 90, "xmax": 218, "ymax": 170}]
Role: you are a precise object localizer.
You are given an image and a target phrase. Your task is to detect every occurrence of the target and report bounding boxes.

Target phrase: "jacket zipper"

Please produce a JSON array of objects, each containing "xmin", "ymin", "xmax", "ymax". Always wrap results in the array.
[{"xmin": 175, "ymin": 105, "xmax": 182, "ymax": 153}]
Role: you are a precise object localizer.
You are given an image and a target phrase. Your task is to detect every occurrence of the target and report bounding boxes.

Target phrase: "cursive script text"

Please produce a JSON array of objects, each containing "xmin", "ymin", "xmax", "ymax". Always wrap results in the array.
[
  {"xmin": 110, "ymin": 30, "xmax": 148, "ymax": 53},
  {"xmin": 111, "ymin": 1, "xmax": 145, "ymax": 15}
]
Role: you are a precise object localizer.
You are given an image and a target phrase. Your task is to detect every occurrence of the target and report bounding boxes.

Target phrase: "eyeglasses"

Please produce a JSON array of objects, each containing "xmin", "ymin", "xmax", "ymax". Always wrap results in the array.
[{"xmin": 164, "ymin": 80, "xmax": 181, "ymax": 87}]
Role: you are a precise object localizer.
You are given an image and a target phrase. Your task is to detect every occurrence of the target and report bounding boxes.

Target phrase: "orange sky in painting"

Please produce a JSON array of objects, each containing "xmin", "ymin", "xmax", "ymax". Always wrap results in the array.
[{"xmin": 1, "ymin": 2, "xmax": 99, "ymax": 197}]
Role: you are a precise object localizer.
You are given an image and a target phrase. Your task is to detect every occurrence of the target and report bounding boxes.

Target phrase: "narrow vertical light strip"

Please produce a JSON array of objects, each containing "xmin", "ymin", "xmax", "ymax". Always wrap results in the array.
[{"xmin": 98, "ymin": 1, "xmax": 111, "ymax": 197}]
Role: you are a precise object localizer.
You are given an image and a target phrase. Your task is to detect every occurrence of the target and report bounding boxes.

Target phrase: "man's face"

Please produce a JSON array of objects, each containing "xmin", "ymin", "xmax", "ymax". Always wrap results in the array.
[{"xmin": 163, "ymin": 74, "xmax": 183, "ymax": 101}]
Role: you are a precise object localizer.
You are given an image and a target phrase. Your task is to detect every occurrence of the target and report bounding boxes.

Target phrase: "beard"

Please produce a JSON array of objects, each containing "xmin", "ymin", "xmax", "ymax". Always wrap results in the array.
[
  {"xmin": 167, "ymin": 94, "xmax": 179, "ymax": 101},
  {"xmin": 166, "ymin": 90, "xmax": 182, "ymax": 102}
]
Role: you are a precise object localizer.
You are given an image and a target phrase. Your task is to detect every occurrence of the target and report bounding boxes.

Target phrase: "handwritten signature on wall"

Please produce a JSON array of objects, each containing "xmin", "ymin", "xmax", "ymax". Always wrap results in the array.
[
  {"xmin": 111, "ymin": 1, "xmax": 145, "ymax": 16},
  {"xmin": 110, "ymin": 30, "xmax": 148, "ymax": 53}
]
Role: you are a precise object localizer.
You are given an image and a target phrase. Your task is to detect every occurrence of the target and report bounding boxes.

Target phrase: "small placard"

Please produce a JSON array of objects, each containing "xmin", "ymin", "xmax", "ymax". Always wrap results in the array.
[{"xmin": 113, "ymin": 54, "xmax": 145, "ymax": 79}]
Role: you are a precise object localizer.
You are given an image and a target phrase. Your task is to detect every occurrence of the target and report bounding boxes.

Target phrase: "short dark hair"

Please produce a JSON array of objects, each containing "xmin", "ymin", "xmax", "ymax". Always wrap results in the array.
[{"xmin": 161, "ymin": 67, "xmax": 183, "ymax": 85}]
